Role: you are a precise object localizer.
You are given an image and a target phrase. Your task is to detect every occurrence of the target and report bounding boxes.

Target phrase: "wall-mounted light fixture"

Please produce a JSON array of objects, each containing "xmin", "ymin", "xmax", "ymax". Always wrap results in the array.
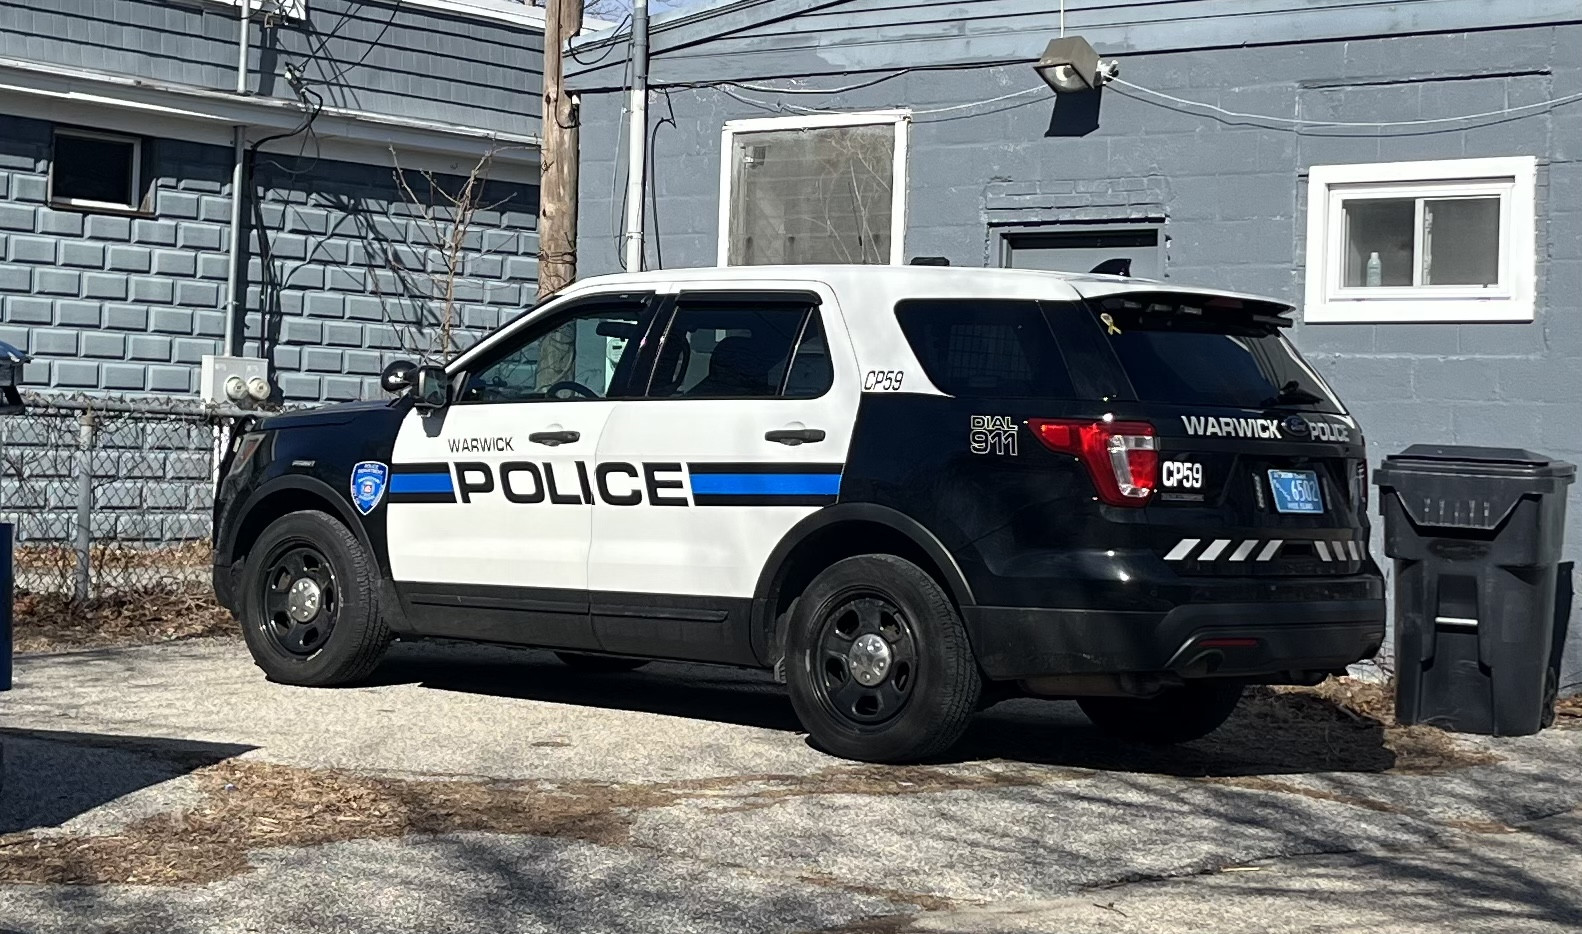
[{"xmin": 1034, "ymin": 36, "xmax": 1120, "ymax": 93}]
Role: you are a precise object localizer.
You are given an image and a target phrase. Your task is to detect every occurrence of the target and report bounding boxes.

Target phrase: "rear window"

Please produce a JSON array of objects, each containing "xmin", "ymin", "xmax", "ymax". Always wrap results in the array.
[
  {"xmin": 895, "ymin": 299, "xmax": 1075, "ymax": 398},
  {"xmin": 1089, "ymin": 297, "xmax": 1344, "ymax": 413}
]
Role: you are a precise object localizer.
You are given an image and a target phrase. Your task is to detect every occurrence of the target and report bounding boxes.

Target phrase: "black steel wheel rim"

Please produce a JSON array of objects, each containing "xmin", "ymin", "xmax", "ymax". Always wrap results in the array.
[
  {"xmin": 257, "ymin": 540, "xmax": 340, "ymax": 657},
  {"xmin": 809, "ymin": 591, "xmax": 920, "ymax": 727}
]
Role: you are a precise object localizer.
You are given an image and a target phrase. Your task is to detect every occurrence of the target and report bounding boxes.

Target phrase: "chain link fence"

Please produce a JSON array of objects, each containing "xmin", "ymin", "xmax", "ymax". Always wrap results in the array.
[{"xmin": 0, "ymin": 393, "xmax": 250, "ymax": 604}]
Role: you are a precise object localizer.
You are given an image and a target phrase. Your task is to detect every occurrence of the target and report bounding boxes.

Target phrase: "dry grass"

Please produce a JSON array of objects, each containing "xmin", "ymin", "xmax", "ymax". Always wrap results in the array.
[
  {"xmin": 0, "ymin": 759, "xmax": 1046, "ymax": 886},
  {"xmin": 11, "ymin": 587, "xmax": 238, "ymax": 653},
  {"xmin": 13, "ymin": 540, "xmax": 213, "ymax": 572},
  {"xmin": 1556, "ymin": 693, "xmax": 1582, "ymax": 726},
  {"xmin": 1242, "ymin": 677, "xmax": 1499, "ymax": 773}
]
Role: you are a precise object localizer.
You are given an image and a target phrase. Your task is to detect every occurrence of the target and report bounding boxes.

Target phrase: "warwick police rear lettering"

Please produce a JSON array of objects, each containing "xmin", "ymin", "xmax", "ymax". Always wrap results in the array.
[
  {"xmin": 453, "ymin": 461, "xmax": 688, "ymax": 506},
  {"xmin": 1180, "ymin": 416, "xmax": 1283, "ymax": 439}
]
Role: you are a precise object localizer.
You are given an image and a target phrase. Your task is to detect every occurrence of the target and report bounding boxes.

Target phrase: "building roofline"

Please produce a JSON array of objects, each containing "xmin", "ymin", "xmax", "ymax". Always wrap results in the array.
[
  {"xmin": 397, "ymin": 0, "xmax": 545, "ymax": 29},
  {"xmin": 567, "ymin": 0, "xmax": 1582, "ymax": 91},
  {"xmin": 0, "ymin": 56, "xmax": 542, "ymax": 159}
]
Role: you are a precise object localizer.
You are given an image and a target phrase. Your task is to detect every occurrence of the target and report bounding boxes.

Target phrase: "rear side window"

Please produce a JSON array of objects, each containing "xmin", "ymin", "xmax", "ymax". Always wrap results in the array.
[
  {"xmin": 895, "ymin": 300, "xmax": 1075, "ymax": 398},
  {"xmin": 1089, "ymin": 297, "xmax": 1345, "ymax": 413},
  {"xmin": 647, "ymin": 296, "xmax": 831, "ymax": 399}
]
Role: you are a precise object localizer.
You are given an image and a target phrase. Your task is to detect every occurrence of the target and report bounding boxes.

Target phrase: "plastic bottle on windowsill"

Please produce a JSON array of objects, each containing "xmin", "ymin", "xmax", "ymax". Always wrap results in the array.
[{"xmin": 1366, "ymin": 252, "xmax": 1383, "ymax": 288}]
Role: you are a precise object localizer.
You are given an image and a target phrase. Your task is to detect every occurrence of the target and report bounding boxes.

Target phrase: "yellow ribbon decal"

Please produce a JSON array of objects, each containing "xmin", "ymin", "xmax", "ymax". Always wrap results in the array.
[{"xmin": 1101, "ymin": 313, "xmax": 1122, "ymax": 335}]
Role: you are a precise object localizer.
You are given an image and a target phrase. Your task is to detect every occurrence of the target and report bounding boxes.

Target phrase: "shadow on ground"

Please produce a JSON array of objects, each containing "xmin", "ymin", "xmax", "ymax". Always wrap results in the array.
[
  {"xmin": 369, "ymin": 645, "xmax": 1410, "ymax": 778},
  {"xmin": 0, "ymin": 729, "xmax": 254, "ymax": 834}
]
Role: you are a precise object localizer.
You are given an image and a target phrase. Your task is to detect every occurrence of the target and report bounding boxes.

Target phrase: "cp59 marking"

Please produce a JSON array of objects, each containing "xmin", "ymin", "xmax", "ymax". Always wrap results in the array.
[{"xmin": 863, "ymin": 370, "xmax": 905, "ymax": 391}]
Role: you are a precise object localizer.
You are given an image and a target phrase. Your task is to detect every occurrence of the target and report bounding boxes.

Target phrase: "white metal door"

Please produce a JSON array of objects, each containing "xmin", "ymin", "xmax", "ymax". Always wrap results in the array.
[
  {"xmin": 386, "ymin": 401, "xmax": 613, "ymax": 589},
  {"xmin": 590, "ymin": 284, "xmax": 861, "ymax": 600},
  {"xmin": 385, "ymin": 294, "xmax": 656, "ymax": 591}
]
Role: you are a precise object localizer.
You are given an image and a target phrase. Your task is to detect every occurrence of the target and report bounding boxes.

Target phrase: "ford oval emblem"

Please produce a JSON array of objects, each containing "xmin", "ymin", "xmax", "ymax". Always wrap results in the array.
[{"xmin": 1282, "ymin": 415, "xmax": 1311, "ymax": 437}]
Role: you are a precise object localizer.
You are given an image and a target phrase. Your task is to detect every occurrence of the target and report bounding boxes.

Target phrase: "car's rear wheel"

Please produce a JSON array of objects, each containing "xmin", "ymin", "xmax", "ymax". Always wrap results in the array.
[
  {"xmin": 554, "ymin": 652, "xmax": 649, "ymax": 673},
  {"xmin": 1078, "ymin": 680, "xmax": 1245, "ymax": 744},
  {"xmin": 240, "ymin": 510, "xmax": 389, "ymax": 686},
  {"xmin": 786, "ymin": 555, "xmax": 981, "ymax": 763}
]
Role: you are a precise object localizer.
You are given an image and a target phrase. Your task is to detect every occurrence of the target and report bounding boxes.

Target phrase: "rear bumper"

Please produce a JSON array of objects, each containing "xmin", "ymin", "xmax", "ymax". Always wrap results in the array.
[{"xmin": 963, "ymin": 598, "xmax": 1386, "ymax": 681}]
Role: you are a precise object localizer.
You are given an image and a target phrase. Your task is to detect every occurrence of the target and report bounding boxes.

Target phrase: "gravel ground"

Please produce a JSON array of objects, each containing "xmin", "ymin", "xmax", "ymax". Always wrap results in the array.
[{"xmin": 2, "ymin": 638, "xmax": 1580, "ymax": 933}]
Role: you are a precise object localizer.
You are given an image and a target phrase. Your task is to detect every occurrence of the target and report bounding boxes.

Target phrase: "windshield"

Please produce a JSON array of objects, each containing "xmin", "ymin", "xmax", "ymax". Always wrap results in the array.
[{"xmin": 1089, "ymin": 299, "xmax": 1345, "ymax": 414}]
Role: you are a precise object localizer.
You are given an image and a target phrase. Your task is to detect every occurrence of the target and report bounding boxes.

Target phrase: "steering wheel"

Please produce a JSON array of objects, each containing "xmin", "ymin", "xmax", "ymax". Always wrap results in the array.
[{"xmin": 544, "ymin": 380, "xmax": 600, "ymax": 400}]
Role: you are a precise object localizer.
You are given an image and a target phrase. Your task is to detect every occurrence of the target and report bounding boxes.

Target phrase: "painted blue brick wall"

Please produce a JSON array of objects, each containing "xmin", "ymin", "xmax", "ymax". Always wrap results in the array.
[
  {"xmin": 0, "ymin": 110, "xmax": 540, "ymax": 542},
  {"xmin": 576, "ymin": 22, "xmax": 1582, "ymax": 690},
  {"xmin": 0, "ymin": 112, "xmax": 540, "ymax": 401},
  {"xmin": 245, "ymin": 151, "xmax": 540, "ymax": 402}
]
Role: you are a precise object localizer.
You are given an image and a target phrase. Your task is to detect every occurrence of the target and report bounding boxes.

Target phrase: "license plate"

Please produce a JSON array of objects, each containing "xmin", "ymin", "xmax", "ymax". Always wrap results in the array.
[{"xmin": 1268, "ymin": 469, "xmax": 1324, "ymax": 514}]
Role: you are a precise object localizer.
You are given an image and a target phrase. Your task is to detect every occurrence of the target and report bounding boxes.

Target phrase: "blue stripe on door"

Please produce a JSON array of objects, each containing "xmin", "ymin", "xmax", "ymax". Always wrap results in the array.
[
  {"xmin": 389, "ymin": 472, "xmax": 454, "ymax": 494},
  {"xmin": 688, "ymin": 473, "xmax": 843, "ymax": 497}
]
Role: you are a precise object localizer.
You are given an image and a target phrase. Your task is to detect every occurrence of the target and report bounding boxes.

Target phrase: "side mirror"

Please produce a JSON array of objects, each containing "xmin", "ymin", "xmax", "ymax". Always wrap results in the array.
[
  {"xmin": 380, "ymin": 360, "xmax": 417, "ymax": 394},
  {"xmin": 413, "ymin": 365, "xmax": 450, "ymax": 411}
]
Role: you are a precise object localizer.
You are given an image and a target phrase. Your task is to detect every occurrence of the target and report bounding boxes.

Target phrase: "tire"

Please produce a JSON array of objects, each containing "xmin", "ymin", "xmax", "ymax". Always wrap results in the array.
[
  {"xmin": 786, "ymin": 555, "xmax": 982, "ymax": 763},
  {"xmin": 555, "ymin": 652, "xmax": 649, "ymax": 673},
  {"xmin": 239, "ymin": 510, "xmax": 390, "ymax": 687},
  {"xmin": 1078, "ymin": 680, "xmax": 1245, "ymax": 745}
]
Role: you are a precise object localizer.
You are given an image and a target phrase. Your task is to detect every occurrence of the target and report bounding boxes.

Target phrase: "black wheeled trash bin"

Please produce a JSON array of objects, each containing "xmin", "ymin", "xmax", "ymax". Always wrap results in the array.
[{"xmin": 1375, "ymin": 445, "xmax": 1575, "ymax": 736}]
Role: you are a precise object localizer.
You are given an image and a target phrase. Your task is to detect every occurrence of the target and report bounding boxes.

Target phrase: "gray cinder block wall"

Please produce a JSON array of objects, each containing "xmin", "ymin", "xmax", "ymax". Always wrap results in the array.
[
  {"xmin": 0, "ymin": 112, "xmax": 540, "ymax": 398},
  {"xmin": 0, "ymin": 112, "xmax": 540, "ymax": 544},
  {"xmin": 574, "ymin": 18, "xmax": 1582, "ymax": 689}
]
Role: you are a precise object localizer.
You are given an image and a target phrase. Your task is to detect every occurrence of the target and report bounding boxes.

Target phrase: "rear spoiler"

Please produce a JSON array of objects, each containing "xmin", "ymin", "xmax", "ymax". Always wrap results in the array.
[{"xmin": 1081, "ymin": 289, "xmax": 1297, "ymax": 329}]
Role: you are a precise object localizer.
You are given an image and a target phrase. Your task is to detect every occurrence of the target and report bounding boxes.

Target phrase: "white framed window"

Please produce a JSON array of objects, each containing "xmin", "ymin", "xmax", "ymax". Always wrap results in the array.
[
  {"xmin": 717, "ymin": 111, "xmax": 910, "ymax": 267},
  {"xmin": 49, "ymin": 129, "xmax": 145, "ymax": 213},
  {"xmin": 1303, "ymin": 157, "xmax": 1537, "ymax": 323}
]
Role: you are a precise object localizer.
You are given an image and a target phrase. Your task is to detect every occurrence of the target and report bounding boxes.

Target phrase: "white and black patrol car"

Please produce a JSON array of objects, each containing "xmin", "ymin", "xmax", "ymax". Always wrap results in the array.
[{"xmin": 212, "ymin": 265, "xmax": 1385, "ymax": 763}]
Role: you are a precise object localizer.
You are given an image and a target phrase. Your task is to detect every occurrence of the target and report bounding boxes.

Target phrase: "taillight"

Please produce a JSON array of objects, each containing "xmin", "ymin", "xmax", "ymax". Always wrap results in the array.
[
  {"xmin": 229, "ymin": 431, "xmax": 266, "ymax": 475},
  {"xmin": 1030, "ymin": 418, "xmax": 1158, "ymax": 507}
]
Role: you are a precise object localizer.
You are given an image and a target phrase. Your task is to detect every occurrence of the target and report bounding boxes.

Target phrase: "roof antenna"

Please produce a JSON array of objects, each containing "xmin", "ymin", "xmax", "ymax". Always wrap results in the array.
[
  {"xmin": 909, "ymin": 256, "xmax": 950, "ymax": 266},
  {"xmin": 1089, "ymin": 258, "xmax": 1132, "ymax": 277}
]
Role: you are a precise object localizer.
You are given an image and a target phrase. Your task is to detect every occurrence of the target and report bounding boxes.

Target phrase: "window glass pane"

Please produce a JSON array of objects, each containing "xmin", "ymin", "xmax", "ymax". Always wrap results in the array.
[
  {"xmin": 53, "ymin": 134, "xmax": 137, "ymax": 206},
  {"xmin": 783, "ymin": 312, "xmax": 833, "ymax": 398},
  {"xmin": 1423, "ymin": 197, "xmax": 1500, "ymax": 286},
  {"xmin": 728, "ymin": 123, "xmax": 894, "ymax": 266},
  {"xmin": 1090, "ymin": 300, "xmax": 1344, "ymax": 414},
  {"xmin": 895, "ymin": 300, "xmax": 1075, "ymax": 398},
  {"xmin": 1342, "ymin": 198, "xmax": 1414, "ymax": 287},
  {"xmin": 463, "ymin": 305, "xmax": 645, "ymax": 403},
  {"xmin": 650, "ymin": 303, "xmax": 810, "ymax": 398}
]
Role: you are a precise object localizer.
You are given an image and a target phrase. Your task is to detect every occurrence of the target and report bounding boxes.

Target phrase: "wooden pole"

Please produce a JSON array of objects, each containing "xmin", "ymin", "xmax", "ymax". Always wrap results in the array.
[{"xmin": 538, "ymin": 0, "xmax": 582, "ymax": 300}]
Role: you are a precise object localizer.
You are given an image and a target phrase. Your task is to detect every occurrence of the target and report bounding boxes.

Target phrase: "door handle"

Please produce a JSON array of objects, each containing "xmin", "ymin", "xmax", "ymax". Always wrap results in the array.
[
  {"xmin": 765, "ymin": 428, "xmax": 826, "ymax": 445},
  {"xmin": 528, "ymin": 430, "xmax": 581, "ymax": 446}
]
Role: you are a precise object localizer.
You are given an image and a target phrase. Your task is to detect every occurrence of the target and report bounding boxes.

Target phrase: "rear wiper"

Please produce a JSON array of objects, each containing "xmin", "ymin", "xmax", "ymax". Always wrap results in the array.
[{"xmin": 1262, "ymin": 381, "xmax": 1323, "ymax": 407}]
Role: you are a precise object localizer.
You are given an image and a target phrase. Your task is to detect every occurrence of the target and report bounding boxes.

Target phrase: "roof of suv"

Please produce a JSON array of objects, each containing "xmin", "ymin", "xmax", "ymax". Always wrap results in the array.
[{"xmin": 561, "ymin": 265, "xmax": 1296, "ymax": 314}]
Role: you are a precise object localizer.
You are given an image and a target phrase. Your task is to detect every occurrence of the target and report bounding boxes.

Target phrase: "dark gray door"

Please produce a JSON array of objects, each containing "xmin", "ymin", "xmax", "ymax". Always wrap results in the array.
[{"xmin": 1001, "ymin": 228, "xmax": 1161, "ymax": 279}]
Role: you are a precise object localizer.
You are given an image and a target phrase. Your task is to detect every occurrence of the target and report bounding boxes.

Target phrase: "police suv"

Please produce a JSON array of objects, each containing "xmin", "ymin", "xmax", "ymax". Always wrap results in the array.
[{"xmin": 213, "ymin": 265, "xmax": 1385, "ymax": 763}]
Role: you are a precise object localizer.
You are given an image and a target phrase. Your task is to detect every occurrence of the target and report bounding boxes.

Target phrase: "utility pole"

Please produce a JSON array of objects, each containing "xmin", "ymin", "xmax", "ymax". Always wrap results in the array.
[
  {"xmin": 621, "ymin": 0, "xmax": 649, "ymax": 271},
  {"xmin": 538, "ymin": 0, "xmax": 583, "ymax": 299}
]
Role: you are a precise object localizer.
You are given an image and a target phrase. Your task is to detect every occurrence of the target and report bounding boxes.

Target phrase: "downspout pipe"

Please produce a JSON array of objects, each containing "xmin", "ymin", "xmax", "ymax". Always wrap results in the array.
[
  {"xmin": 621, "ymin": 0, "xmax": 649, "ymax": 272},
  {"xmin": 223, "ymin": 0, "xmax": 252, "ymax": 357}
]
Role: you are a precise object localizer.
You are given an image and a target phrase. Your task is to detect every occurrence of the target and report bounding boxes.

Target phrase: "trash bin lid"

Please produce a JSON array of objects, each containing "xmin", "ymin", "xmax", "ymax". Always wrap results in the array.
[{"xmin": 1382, "ymin": 444, "xmax": 1576, "ymax": 480}]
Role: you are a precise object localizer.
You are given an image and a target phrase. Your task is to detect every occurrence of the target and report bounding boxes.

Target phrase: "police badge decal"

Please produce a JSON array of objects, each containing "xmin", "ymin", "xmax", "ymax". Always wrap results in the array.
[{"xmin": 350, "ymin": 461, "xmax": 390, "ymax": 515}]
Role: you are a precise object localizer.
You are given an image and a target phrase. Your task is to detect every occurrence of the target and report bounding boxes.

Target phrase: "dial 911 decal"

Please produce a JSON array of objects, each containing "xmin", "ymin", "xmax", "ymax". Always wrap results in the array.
[{"xmin": 970, "ymin": 415, "xmax": 1018, "ymax": 456}]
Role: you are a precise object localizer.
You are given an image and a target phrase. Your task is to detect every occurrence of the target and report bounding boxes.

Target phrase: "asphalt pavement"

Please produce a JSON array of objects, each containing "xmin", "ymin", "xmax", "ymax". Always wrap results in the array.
[{"xmin": 1, "ymin": 638, "xmax": 1580, "ymax": 933}]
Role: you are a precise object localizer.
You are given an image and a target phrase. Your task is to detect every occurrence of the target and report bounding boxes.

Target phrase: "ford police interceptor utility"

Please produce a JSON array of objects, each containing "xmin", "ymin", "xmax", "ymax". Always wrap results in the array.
[{"xmin": 212, "ymin": 265, "xmax": 1385, "ymax": 763}]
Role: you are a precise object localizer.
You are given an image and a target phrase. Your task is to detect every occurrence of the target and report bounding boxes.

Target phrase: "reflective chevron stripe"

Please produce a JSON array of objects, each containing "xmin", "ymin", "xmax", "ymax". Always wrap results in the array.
[{"xmin": 1163, "ymin": 536, "xmax": 1366, "ymax": 562}]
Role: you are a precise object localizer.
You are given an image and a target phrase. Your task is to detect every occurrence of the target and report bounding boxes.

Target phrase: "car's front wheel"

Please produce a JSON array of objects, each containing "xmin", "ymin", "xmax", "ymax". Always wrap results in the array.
[
  {"xmin": 1078, "ymin": 680, "xmax": 1245, "ymax": 744},
  {"xmin": 786, "ymin": 555, "xmax": 981, "ymax": 763},
  {"xmin": 239, "ymin": 510, "xmax": 390, "ymax": 686}
]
